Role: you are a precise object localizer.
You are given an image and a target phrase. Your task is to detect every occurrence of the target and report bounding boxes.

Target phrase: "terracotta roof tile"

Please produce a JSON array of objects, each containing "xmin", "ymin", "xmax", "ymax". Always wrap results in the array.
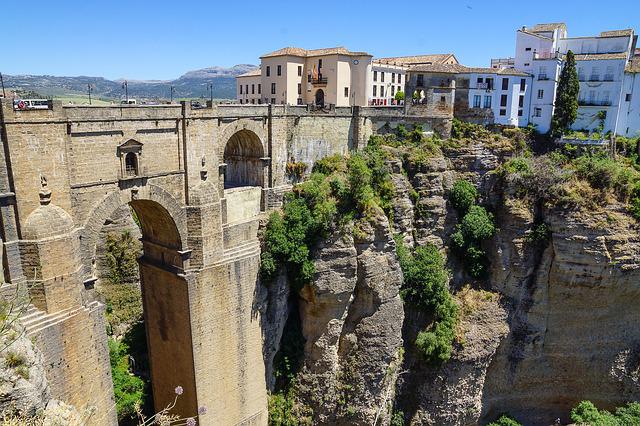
[
  {"xmin": 260, "ymin": 46, "xmax": 371, "ymax": 58},
  {"xmin": 530, "ymin": 23, "xmax": 567, "ymax": 33},
  {"xmin": 574, "ymin": 52, "xmax": 629, "ymax": 61},
  {"xmin": 375, "ymin": 54, "xmax": 458, "ymax": 66},
  {"xmin": 408, "ymin": 63, "xmax": 529, "ymax": 76},
  {"xmin": 600, "ymin": 29, "xmax": 634, "ymax": 37}
]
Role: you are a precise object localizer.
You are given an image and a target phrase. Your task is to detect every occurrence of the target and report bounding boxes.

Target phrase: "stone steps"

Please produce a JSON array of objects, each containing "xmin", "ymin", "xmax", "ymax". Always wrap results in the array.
[
  {"xmin": 23, "ymin": 307, "xmax": 79, "ymax": 336},
  {"xmin": 219, "ymin": 240, "xmax": 261, "ymax": 264}
]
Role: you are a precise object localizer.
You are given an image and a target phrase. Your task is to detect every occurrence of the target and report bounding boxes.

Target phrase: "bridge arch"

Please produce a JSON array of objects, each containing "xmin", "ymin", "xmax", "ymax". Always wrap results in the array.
[
  {"xmin": 82, "ymin": 185, "xmax": 197, "ymax": 419},
  {"xmin": 223, "ymin": 129, "xmax": 265, "ymax": 188}
]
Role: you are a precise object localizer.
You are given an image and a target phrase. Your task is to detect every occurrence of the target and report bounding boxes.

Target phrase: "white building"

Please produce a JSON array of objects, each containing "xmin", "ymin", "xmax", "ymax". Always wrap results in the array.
[{"xmin": 509, "ymin": 23, "xmax": 638, "ymax": 135}]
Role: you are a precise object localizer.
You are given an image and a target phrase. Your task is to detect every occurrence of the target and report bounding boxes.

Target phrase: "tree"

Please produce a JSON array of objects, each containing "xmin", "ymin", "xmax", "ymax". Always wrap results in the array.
[
  {"xmin": 551, "ymin": 50, "xmax": 580, "ymax": 137},
  {"xmin": 394, "ymin": 91, "xmax": 405, "ymax": 102}
]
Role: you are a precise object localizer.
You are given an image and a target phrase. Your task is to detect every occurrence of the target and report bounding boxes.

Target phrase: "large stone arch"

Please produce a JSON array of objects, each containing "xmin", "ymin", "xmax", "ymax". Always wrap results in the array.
[
  {"xmin": 79, "ymin": 184, "xmax": 188, "ymax": 282},
  {"xmin": 217, "ymin": 118, "xmax": 268, "ymax": 161},
  {"xmin": 223, "ymin": 129, "xmax": 265, "ymax": 188}
]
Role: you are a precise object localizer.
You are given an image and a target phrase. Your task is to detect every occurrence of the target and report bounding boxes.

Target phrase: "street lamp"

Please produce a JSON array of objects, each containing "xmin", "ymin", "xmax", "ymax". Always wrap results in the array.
[
  {"xmin": 87, "ymin": 84, "xmax": 93, "ymax": 105},
  {"xmin": 122, "ymin": 80, "xmax": 128, "ymax": 103},
  {"xmin": 170, "ymin": 86, "xmax": 175, "ymax": 103},
  {"xmin": 208, "ymin": 83, "xmax": 213, "ymax": 105}
]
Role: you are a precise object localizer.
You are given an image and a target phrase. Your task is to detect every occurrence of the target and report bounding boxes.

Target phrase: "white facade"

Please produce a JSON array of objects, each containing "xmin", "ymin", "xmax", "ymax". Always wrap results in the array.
[
  {"xmin": 512, "ymin": 23, "xmax": 639, "ymax": 135},
  {"xmin": 369, "ymin": 62, "xmax": 406, "ymax": 106},
  {"xmin": 619, "ymin": 64, "xmax": 640, "ymax": 137},
  {"xmin": 466, "ymin": 71, "xmax": 531, "ymax": 127}
]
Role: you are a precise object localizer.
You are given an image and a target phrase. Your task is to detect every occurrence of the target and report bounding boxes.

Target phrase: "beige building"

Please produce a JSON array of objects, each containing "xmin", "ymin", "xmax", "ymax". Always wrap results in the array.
[
  {"xmin": 236, "ymin": 47, "xmax": 459, "ymax": 107},
  {"xmin": 238, "ymin": 47, "xmax": 373, "ymax": 107}
]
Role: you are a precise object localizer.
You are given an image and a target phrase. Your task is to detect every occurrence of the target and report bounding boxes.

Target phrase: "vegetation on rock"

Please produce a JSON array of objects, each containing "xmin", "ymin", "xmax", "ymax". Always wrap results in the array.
[
  {"xmin": 571, "ymin": 400, "xmax": 640, "ymax": 425},
  {"xmin": 395, "ymin": 239, "xmax": 458, "ymax": 364},
  {"xmin": 487, "ymin": 414, "xmax": 522, "ymax": 426},
  {"xmin": 109, "ymin": 338, "xmax": 145, "ymax": 422}
]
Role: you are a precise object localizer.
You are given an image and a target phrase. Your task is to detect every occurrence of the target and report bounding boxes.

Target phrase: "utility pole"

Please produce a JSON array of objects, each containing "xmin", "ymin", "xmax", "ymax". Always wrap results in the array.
[
  {"xmin": 170, "ymin": 86, "xmax": 175, "ymax": 103},
  {"xmin": 122, "ymin": 80, "xmax": 128, "ymax": 103},
  {"xmin": 87, "ymin": 84, "xmax": 92, "ymax": 105},
  {"xmin": 208, "ymin": 83, "xmax": 213, "ymax": 105},
  {"xmin": 0, "ymin": 72, "xmax": 5, "ymax": 98}
]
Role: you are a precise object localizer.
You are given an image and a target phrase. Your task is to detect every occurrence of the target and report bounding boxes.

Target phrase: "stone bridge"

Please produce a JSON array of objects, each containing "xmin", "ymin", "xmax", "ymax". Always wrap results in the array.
[{"xmin": 0, "ymin": 99, "xmax": 449, "ymax": 425}]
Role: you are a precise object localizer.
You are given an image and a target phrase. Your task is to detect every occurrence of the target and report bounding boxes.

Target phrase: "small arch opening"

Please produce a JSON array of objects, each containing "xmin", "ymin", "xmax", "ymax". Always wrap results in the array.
[{"xmin": 315, "ymin": 89, "xmax": 325, "ymax": 107}]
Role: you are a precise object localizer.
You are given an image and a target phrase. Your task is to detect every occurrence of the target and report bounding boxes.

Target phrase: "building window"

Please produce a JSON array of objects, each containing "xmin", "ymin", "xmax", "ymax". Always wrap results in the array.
[
  {"xmin": 380, "ymin": 85, "xmax": 384, "ymax": 97},
  {"xmin": 258, "ymin": 99, "xmax": 262, "ymax": 104},
  {"xmin": 297, "ymin": 98, "xmax": 303, "ymax": 105},
  {"xmin": 538, "ymin": 89, "xmax": 544, "ymax": 99},
  {"xmin": 524, "ymin": 63, "xmax": 530, "ymax": 67},
  {"xmin": 398, "ymin": 74, "xmax": 402, "ymax": 84},
  {"xmin": 251, "ymin": 99, "xmax": 255, "ymax": 104},
  {"xmin": 381, "ymin": 72, "xmax": 385, "ymax": 83},
  {"xmin": 308, "ymin": 74, "xmax": 311, "ymax": 83},
  {"xmin": 578, "ymin": 67, "xmax": 585, "ymax": 81},
  {"xmin": 518, "ymin": 95, "xmax": 524, "ymax": 108},
  {"xmin": 603, "ymin": 91, "xmax": 610, "ymax": 105},
  {"xmin": 298, "ymin": 83, "xmax": 302, "ymax": 95},
  {"xmin": 518, "ymin": 109, "xmax": 523, "ymax": 116},
  {"xmin": 125, "ymin": 152, "xmax": 138, "ymax": 177},
  {"xmin": 626, "ymin": 93, "xmax": 632, "ymax": 102},
  {"xmin": 271, "ymin": 98, "xmax": 276, "ymax": 104},
  {"xmin": 245, "ymin": 85, "xmax": 248, "ymax": 95},
  {"xmin": 502, "ymin": 78, "xmax": 509, "ymax": 90},
  {"xmin": 604, "ymin": 66, "xmax": 614, "ymax": 81},
  {"xmin": 525, "ymin": 47, "xmax": 531, "ymax": 51},
  {"xmin": 392, "ymin": 73, "xmax": 396, "ymax": 83},
  {"xmin": 344, "ymin": 87, "xmax": 349, "ymax": 97},
  {"xmin": 473, "ymin": 95, "xmax": 481, "ymax": 108},
  {"xmin": 251, "ymin": 84, "xmax": 255, "ymax": 94},
  {"xmin": 534, "ymin": 107, "xmax": 542, "ymax": 117},
  {"xmin": 373, "ymin": 85, "xmax": 377, "ymax": 97},
  {"xmin": 538, "ymin": 66, "xmax": 548, "ymax": 80},
  {"xmin": 500, "ymin": 94, "xmax": 508, "ymax": 107},
  {"xmin": 440, "ymin": 96, "xmax": 446, "ymax": 103},
  {"xmin": 240, "ymin": 85, "xmax": 243, "ymax": 94},
  {"xmin": 374, "ymin": 71, "xmax": 377, "ymax": 82},
  {"xmin": 590, "ymin": 67, "xmax": 600, "ymax": 81},
  {"xmin": 499, "ymin": 109, "xmax": 506, "ymax": 116},
  {"xmin": 520, "ymin": 79, "xmax": 526, "ymax": 91},
  {"xmin": 266, "ymin": 66, "xmax": 270, "ymax": 77},
  {"xmin": 417, "ymin": 74, "xmax": 424, "ymax": 86},
  {"xmin": 258, "ymin": 84, "xmax": 261, "ymax": 94},
  {"xmin": 298, "ymin": 66, "xmax": 302, "ymax": 76},
  {"xmin": 486, "ymin": 78, "xmax": 494, "ymax": 90},
  {"xmin": 277, "ymin": 65, "xmax": 282, "ymax": 76},
  {"xmin": 239, "ymin": 99, "xmax": 242, "ymax": 104},
  {"xmin": 318, "ymin": 59, "xmax": 322, "ymax": 68},
  {"xmin": 271, "ymin": 83, "xmax": 276, "ymax": 95},
  {"xmin": 391, "ymin": 86, "xmax": 395, "ymax": 96},
  {"xmin": 484, "ymin": 96, "xmax": 492, "ymax": 108},
  {"xmin": 477, "ymin": 77, "xmax": 484, "ymax": 84}
]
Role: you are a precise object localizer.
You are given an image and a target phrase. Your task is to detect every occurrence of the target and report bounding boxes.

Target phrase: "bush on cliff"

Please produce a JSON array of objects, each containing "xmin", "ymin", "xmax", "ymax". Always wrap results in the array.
[
  {"xmin": 450, "ymin": 179, "xmax": 478, "ymax": 215},
  {"xmin": 487, "ymin": 415, "xmax": 522, "ymax": 426},
  {"xmin": 109, "ymin": 338, "xmax": 145, "ymax": 421},
  {"xmin": 571, "ymin": 400, "xmax": 640, "ymax": 425},
  {"xmin": 395, "ymin": 239, "xmax": 458, "ymax": 364}
]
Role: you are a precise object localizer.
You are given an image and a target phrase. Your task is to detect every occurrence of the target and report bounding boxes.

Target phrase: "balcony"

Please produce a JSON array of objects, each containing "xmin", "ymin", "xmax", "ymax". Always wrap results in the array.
[
  {"xmin": 578, "ymin": 100, "xmax": 612, "ymax": 106},
  {"xmin": 603, "ymin": 75, "xmax": 615, "ymax": 81},
  {"xmin": 538, "ymin": 74, "xmax": 550, "ymax": 81},
  {"xmin": 311, "ymin": 77, "xmax": 328, "ymax": 86},
  {"xmin": 476, "ymin": 82, "xmax": 493, "ymax": 90},
  {"xmin": 588, "ymin": 75, "xmax": 600, "ymax": 82}
]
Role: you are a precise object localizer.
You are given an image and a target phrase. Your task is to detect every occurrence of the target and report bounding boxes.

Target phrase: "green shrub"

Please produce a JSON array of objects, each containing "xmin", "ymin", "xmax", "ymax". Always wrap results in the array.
[
  {"xmin": 573, "ymin": 152, "xmax": 638, "ymax": 200},
  {"xmin": 105, "ymin": 231, "xmax": 140, "ymax": 285},
  {"xmin": 390, "ymin": 410, "xmax": 405, "ymax": 426},
  {"xmin": 459, "ymin": 206, "xmax": 495, "ymax": 241},
  {"xmin": 569, "ymin": 400, "xmax": 640, "ymax": 426},
  {"xmin": 526, "ymin": 222, "xmax": 551, "ymax": 245},
  {"xmin": 450, "ymin": 180, "xmax": 478, "ymax": 215},
  {"xmin": 451, "ymin": 206, "xmax": 495, "ymax": 279},
  {"xmin": 395, "ymin": 239, "xmax": 458, "ymax": 364},
  {"xmin": 488, "ymin": 414, "xmax": 522, "ymax": 426},
  {"xmin": 109, "ymin": 338, "xmax": 145, "ymax": 421},
  {"xmin": 631, "ymin": 182, "xmax": 640, "ymax": 220}
]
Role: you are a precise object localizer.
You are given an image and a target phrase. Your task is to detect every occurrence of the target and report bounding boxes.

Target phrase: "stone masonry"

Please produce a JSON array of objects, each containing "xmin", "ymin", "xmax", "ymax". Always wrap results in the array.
[{"xmin": 0, "ymin": 99, "xmax": 450, "ymax": 425}]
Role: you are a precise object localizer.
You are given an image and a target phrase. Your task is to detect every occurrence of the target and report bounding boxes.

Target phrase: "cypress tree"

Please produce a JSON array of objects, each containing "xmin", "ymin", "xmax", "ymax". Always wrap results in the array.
[{"xmin": 551, "ymin": 50, "xmax": 580, "ymax": 137}]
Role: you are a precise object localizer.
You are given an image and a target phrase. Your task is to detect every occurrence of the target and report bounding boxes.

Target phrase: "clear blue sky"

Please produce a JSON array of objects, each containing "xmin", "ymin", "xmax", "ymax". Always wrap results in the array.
[{"xmin": 4, "ymin": 0, "xmax": 640, "ymax": 80}]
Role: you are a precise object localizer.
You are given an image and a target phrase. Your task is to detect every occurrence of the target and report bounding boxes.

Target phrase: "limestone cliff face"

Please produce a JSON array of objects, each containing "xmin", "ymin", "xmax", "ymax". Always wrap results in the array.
[
  {"xmin": 295, "ymin": 215, "xmax": 405, "ymax": 425},
  {"xmin": 480, "ymin": 202, "xmax": 640, "ymax": 425}
]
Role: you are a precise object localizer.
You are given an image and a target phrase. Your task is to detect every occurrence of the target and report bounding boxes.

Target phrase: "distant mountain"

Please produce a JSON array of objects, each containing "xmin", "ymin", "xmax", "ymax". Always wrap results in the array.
[{"xmin": 3, "ymin": 64, "xmax": 258, "ymax": 101}]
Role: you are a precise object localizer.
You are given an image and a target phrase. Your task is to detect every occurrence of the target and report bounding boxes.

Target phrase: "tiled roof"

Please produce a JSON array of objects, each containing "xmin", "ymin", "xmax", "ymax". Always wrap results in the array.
[
  {"xmin": 520, "ymin": 30, "xmax": 552, "ymax": 40},
  {"xmin": 530, "ymin": 23, "xmax": 567, "ymax": 33},
  {"xmin": 375, "ymin": 54, "xmax": 458, "ymax": 66},
  {"xmin": 626, "ymin": 59, "xmax": 640, "ymax": 73},
  {"xmin": 260, "ymin": 46, "xmax": 371, "ymax": 58},
  {"xmin": 237, "ymin": 68, "xmax": 261, "ymax": 78},
  {"xmin": 574, "ymin": 52, "xmax": 629, "ymax": 61},
  {"xmin": 408, "ymin": 63, "xmax": 529, "ymax": 76},
  {"xmin": 600, "ymin": 29, "xmax": 634, "ymax": 37}
]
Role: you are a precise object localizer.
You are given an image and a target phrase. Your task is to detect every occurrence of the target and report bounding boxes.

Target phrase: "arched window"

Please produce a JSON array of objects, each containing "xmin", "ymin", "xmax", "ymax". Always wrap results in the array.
[{"xmin": 125, "ymin": 152, "xmax": 138, "ymax": 177}]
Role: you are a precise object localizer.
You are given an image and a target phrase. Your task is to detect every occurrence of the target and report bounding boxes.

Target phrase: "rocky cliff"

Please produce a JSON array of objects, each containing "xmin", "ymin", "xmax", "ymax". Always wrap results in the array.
[{"xmin": 262, "ymin": 133, "xmax": 640, "ymax": 425}]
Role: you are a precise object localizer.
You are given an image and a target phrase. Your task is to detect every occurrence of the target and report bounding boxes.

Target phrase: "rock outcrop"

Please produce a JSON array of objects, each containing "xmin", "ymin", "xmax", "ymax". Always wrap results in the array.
[{"xmin": 296, "ymin": 214, "xmax": 405, "ymax": 425}]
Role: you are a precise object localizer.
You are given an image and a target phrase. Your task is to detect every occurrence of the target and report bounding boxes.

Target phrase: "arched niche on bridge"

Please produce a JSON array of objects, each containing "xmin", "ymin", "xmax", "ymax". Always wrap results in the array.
[{"xmin": 223, "ymin": 129, "xmax": 265, "ymax": 188}]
